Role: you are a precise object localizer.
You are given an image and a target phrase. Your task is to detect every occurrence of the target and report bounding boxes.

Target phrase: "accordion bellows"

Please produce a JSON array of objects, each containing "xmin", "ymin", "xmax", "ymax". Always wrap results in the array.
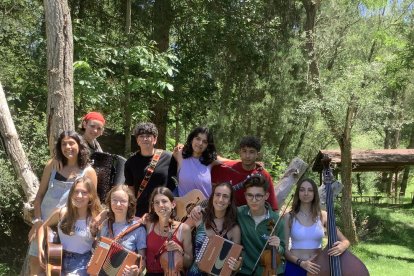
[{"xmin": 196, "ymin": 235, "xmax": 243, "ymax": 276}]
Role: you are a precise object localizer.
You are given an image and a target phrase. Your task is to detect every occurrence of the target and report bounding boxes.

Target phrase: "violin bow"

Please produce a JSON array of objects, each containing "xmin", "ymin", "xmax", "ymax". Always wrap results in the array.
[{"xmin": 252, "ymin": 194, "xmax": 293, "ymax": 274}]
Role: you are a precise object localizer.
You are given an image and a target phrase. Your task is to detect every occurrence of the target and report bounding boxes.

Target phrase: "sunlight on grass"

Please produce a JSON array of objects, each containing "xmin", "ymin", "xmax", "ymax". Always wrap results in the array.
[{"xmin": 354, "ymin": 244, "xmax": 414, "ymax": 275}]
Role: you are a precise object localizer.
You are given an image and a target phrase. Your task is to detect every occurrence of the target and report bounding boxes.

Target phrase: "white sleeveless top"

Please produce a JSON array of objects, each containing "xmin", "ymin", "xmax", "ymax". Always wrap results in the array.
[
  {"xmin": 58, "ymin": 219, "xmax": 94, "ymax": 254},
  {"xmin": 291, "ymin": 217, "xmax": 324, "ymax": 249}
]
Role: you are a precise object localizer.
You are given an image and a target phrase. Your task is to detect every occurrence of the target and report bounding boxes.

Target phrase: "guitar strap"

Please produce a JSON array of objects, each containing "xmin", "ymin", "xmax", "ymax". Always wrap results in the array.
[
  {"xmin": 109, "ymin": 218, "xmax": 143, "ymax": 241},
  {"xmin": 136, "ymin": 149, "xmax": 163, "ymax": 200}
]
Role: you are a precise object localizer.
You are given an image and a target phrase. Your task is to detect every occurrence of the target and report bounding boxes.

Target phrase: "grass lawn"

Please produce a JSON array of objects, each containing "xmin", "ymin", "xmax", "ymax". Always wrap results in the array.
[{"xmin": 351, "ymin": 203, "xmax": 414, "ymax": 276}]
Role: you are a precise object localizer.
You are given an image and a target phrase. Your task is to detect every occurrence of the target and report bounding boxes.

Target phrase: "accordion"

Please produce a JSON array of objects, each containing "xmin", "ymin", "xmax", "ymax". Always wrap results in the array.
[
  {"xmin": 196, "ymin": 235, "xmax": 243, "ymax": 276},
  {"xmin": 90, "ymin": 152, "xmax": 126, "ymax": 203},
  {"xmin": 87, "ymin": 236, "xmax": 142, "ymax": 276}
]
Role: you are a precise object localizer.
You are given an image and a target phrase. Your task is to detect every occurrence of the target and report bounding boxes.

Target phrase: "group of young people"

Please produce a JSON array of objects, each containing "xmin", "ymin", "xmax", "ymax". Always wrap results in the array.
[{"xmin": 27, "ymin": 117, "xmax": 350, "ymax": 276}]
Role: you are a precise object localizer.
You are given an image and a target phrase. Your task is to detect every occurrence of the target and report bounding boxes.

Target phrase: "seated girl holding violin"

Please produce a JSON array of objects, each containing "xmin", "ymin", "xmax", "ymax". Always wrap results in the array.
[
  {"xmin": 97, "ymin": 185, "xmax": 147, "ymax": 276},
  {"xmin": 37, "ymin": 175, "xmax": 102, "ymax": 276},
  {"xmin": 186, "ymin": 182, "xmax": 242, "ymax": 275},
  {"xmin": 284, "ymin": 178, "xmax": 350, "ymax": 276},
  {"xmin": 145, "ymin": 187, "xmax": 193, "ymax": 276}
]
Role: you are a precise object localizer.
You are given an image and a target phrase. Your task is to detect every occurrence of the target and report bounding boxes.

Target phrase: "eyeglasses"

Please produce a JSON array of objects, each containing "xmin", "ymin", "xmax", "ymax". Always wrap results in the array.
[
  {"xmin": 138, "ymin": 134, "xmax": 153, "ymax": 140},
  {"xmin": 245, "ymin": 193, "xmax": 265, "ymax": 201},
  {"xmin": 111, "ymin": 199, "xmax": 128, "ymax": 205}
]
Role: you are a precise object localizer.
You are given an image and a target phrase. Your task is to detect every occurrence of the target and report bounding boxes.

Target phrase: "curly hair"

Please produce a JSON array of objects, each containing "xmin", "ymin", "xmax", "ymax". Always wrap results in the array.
[
  {"xmin": 54, "ymin": 130, "xmax": 90, "ymax": 169},
  {"xmin": 290, "ymin": 178, "xmax": 321, "ymax": 222},
  {"xmin": 204, "ymin": 182, "xmax": 238, "ymax": 234},
  {"xmin": 133, "ymin": 122, "xmax": 158, "ymax": 138},
  {"xmin": 105, "ymin": 185, "xmax": 137, "ymax": 224},
  {"xmin": 60, "ymin": 176, "xmax": 102, "ymax": 235},
  {"xmin": 147, "ymin": 187, "xmax": 176, "ymax": 223},
  {"xmin": 239, "ymin": 136, "xmax": 261, "ymax": 152},
  {"xmin": 182, "ymin": 126, "xmax": 217, "ymax": 165}
]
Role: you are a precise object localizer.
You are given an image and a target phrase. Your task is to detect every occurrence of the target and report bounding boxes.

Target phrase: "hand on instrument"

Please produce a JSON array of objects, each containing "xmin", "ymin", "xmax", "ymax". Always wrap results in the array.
[
  {"xmin": 327, "ymin": 240, "xmax": 348, "ymax": 256},
  {"xmin": 227, "ymin": 256, "xmax": 242, "ymax": 271},
  {"xmin": 189, "ymin": 205, "xmax": 203, "ymax": 222},
  {"xmin": 300, "ymin": 259, "xmax": 321, "ymax": 275},
  {"xmin": 166, "ymin": 240, "xmax": 184, "ymax": 254},
  {"xmin": 123, "ymin": 264, "xmax": 140, "ymax": 276},
  {"xmin": 38, "ymin": 248, "xmax": 46, "ymax": 270},
  {"xmin": 268, "ymin": 235, "xmax": 280, "ymax": 248}
]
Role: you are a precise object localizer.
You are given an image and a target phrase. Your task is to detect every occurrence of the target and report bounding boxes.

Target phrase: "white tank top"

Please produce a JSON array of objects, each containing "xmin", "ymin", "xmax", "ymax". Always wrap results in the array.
[
  {"xmin": 58, "ymin": 219, "xmax": 94, "ymax": 254},
  {"xmin": 291, "ymin": 217, "xmax": 324, "ymax": 249}
]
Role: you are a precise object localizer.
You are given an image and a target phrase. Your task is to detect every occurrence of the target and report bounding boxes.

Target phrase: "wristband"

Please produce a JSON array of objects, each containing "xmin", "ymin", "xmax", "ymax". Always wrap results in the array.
[
  {"xmin": 31, "ymin": 218, "xmax": 43, "ymax": 224},
  {"xmin": 296, "ymin": 258, "xmax": 303, "ymax": 266}
]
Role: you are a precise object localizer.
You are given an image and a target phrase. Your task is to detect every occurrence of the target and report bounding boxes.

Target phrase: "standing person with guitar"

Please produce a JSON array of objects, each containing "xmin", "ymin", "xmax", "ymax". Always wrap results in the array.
[
  {"xmin": 124, "ymin": 122, "xmax": 177, "ymax": 217},
  {"xmin": 186, "ymin": 182, "xmax": 242, "ymax": 276},
  {"xmin": 237, "ymin": 174, "xmax": 285, "ymax": 276},
  {"xmin": 211, "ymin": 136, "xmax": 278, "ymax": 210},
  {"xmin": 28, "ymin": 130, "xmax": 97, "ymax": 275},
  {"xmin": 173, "ymin": 126, "xmax": 219, "ymax": 198},
  {"xmin": 283, "ymin": 178, "xmax": 350, "ymax": 275},
  {"xmin": 145, "ymin": 187, "xmax": 193, "ymax": 276},
  {"xmin": 37, "ymin": 175, "xmax": 102, "ymax": 276}
]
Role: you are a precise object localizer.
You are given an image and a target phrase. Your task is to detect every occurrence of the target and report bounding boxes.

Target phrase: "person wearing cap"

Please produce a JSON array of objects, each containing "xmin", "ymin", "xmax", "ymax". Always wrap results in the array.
[{"xmin": 80, "ymin": 111, "xmax": 105, "ymax": 154}]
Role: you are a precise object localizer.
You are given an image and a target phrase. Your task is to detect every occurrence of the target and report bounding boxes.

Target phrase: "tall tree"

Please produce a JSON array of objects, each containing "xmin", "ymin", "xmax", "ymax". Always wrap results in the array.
[
  {"xmin": 44, "ymin": 0, "xmax": 75, "ymax": 155},
  {"xmin": 150, "ymin": 0, "xmax": 173, "ymax": 149}
]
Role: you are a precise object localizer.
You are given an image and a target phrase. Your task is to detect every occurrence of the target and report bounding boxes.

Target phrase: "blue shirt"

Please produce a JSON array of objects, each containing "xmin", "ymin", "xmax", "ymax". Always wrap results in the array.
[{"xmin": 99, "ymin": 220, "xmax": 147, "ymax": 252}]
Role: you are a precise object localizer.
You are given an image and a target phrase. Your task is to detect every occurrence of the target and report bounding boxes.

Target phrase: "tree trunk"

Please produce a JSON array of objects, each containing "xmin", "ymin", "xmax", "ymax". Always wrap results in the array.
[
  {"xmin": 294, "ymin": 115, "xmax": 311, "ymax": 156},
  {"xmin": 150, "ymin": 0, "xmax": 173, "ymax": 149},
  {"xmin": 302, "ymin": 0, "xmax": 357, "ymax": 243},
  {"xmin": 400, "ymin": 123, "xmax": 414, "ymax": 196},
  {"xmin": 123, "ymin": 0, "xmax": 132, "ymax": 156},
  {"xmin": 277, "ymin": 128, "xmax": 295, "ymax": 160},
  {"xmin": 0, "ymin": 83, "xmax": 39, "ymax": 223},
  {"xmin": 44, "ymin": 0, "xmax": 75, "ymax": 155}
]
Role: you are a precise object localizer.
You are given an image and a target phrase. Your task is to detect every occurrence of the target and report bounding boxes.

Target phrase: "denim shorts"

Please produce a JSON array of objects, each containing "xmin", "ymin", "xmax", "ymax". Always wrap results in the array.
[{"xmin": 62, "ymin": 250, "xmax": 92, "ymax": 276}]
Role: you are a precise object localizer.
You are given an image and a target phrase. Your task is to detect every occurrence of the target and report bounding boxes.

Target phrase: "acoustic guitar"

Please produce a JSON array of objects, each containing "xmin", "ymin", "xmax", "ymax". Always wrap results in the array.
[
  {"xmin": 44, "ymin": 226, "xmax": 63, "ymax": 276},
  {"xmin": 174, "ymin": 189, "xmax": 206, "ymax": 221}
]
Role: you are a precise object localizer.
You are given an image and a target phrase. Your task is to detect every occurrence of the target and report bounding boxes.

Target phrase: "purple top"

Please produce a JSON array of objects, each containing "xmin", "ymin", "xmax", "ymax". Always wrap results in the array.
[{"xmin": 177, "ymin": 157, "xmax": 212, "ymax": 198}]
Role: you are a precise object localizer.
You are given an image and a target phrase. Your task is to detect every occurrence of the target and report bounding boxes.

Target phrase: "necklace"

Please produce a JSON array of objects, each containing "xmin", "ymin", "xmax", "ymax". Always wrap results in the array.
[
  {"xmin": 157, "ymin": 223, "xmax": 169, "ymax": 237},
  {"xmin": 299, "ymin": 210, "xmax": 311, "ymax": 217},
  {"xmin": 212, "ymin": 219, "xmax": 224, "ymax": 236}
]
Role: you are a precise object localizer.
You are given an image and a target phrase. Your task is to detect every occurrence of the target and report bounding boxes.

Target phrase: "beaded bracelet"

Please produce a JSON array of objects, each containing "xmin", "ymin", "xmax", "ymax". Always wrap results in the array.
[{"xmin": 296, "ymin": 258, "xmax": 303, "ymax": 267}]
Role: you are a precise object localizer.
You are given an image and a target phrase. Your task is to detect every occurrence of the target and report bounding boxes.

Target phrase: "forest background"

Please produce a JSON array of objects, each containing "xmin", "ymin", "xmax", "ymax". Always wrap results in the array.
[{"xmin": 0, "ymin": 0, "xmax": 414, "ymax": 274}]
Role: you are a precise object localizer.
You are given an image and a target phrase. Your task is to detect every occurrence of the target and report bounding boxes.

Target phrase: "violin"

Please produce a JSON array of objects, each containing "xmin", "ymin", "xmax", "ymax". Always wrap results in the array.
[
  {"xmin": 309, "ymin": 155, "xmax": 369, "ymax": 276},
  {"xmin": 160, "ymin": 223, "xmax": 184, "ymax": 276},
  {"xmin": 260, "ymin": 219, "xmax": 281, "ymax": 276}
]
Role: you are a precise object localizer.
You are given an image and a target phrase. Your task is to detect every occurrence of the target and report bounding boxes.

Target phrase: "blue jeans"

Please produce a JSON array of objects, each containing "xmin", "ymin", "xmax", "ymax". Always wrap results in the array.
[{"xmin": 62, "ymin": 250, "xmax": 91, "ymax": 276}]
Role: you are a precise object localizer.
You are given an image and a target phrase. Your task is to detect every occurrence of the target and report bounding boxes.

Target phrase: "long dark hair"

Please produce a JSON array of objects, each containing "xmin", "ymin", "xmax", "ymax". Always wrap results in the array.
[
  {"xmin": 290, "ymin": 178, "xmax": 321, "ymax": 222},
  {"xmin": 182, "ymin": 126, "xmax": 217, "ymax": 165},
  {"xmin": 148, "ymin": 187, "xmax": 176, "ymax": 223},
  {"xmin": 54, "ymin": 130, "xmax": 89, "ymax": 169},
  {"xmin": 204, "ymin": 182, "xmax": 238, "ymax": 234},
  {"xmin": 60, "ymin": 176, "xmax": 102, "ymax": 235}
]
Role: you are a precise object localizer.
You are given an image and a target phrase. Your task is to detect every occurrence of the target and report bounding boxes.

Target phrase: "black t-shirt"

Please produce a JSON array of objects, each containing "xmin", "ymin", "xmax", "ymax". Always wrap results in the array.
[{"xmin": 124, "ymin": 150, "xmax": 177, "ymax": 217}]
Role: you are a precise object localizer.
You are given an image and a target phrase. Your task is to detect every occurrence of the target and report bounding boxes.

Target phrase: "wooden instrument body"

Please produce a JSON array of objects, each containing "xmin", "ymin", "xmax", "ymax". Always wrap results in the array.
[
  {"xmin": 310, "ymin": 155, "xmax": 369, "ymax": 276},
  {"xmin": 87, "ymin": 236, "xmax": 142, "ymax": 276},
  {"xmin": 307, "ymin": 248, "xmax": 369, "ymax": 276},
  {"xmin": 175, "ymin": 189, "xmax": 206, "ymax": 221},
  {"xmin": 195, "ymin": 235, "xmax": 243, "ymax": 276},
  {"xmin": 160, "ymin": 250, "xmax": 184, "ymax": 276},
  {"xmin": 44, "ymin": 226, "xmax": 62, "ymax": 276},
  {"xmin": 260, "ymin": 248, "xmax": 281, "ymax": 276}
]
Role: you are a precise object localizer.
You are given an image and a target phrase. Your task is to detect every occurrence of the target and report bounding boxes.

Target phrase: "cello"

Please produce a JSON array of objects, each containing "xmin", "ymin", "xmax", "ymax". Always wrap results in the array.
[
  {"xmin": 160, "ymin": 223, "xmax": 184, "ymax": 276},
  {"xmin": 309, "ymin": 155, "xmax": 369, "ymax": 276}
]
